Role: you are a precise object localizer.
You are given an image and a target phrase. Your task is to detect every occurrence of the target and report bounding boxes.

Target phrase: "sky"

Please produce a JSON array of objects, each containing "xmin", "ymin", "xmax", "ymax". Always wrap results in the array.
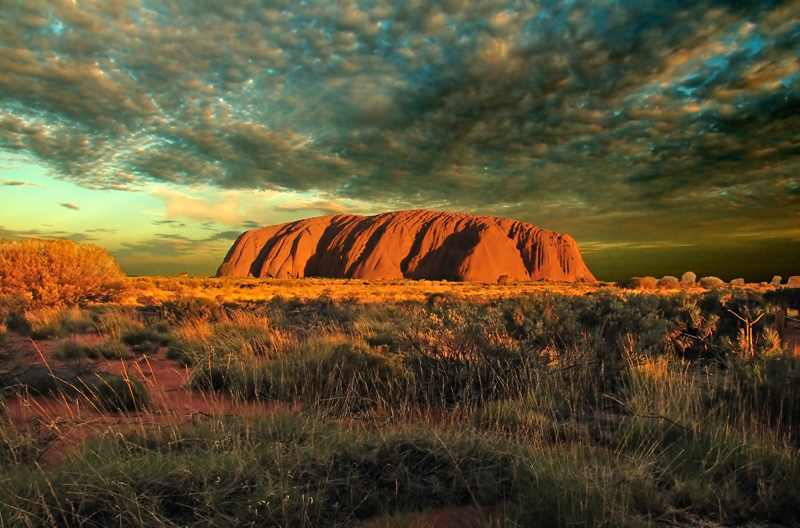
[{"xmin": 0, "ymin": 0, "xmax": 798, "ymax": 281}]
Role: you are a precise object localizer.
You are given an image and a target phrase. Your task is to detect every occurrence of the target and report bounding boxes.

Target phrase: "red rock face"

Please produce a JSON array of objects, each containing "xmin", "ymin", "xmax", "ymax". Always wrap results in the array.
[{"xmin": 217, "ymin": 210, "xmax": 596, "ymax": 282}]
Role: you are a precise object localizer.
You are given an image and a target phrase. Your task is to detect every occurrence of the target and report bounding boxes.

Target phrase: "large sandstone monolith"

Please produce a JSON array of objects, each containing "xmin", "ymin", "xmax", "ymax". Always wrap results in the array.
[{"xmin": 217, "ymin": 210, "xmax": 596, "ymax": 282}]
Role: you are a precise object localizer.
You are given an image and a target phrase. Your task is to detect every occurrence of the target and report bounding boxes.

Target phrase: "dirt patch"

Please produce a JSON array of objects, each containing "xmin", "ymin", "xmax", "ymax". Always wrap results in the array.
[{"xmin": 1, "ymin": 334, "xmax": 289, "ymax": 465}]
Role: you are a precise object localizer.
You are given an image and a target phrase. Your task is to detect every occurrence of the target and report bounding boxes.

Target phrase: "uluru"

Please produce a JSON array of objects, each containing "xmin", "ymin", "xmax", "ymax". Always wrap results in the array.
[{"xmin": 217, "ymin": 210, "xmax": 595, "ymax": 283}]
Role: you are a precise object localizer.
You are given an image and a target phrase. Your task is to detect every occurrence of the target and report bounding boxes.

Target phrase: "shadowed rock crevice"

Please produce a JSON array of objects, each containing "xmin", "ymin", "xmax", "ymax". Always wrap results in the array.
[{"xmin": 217, "ymin": 210, "xmax": 595, "ymax": 282}]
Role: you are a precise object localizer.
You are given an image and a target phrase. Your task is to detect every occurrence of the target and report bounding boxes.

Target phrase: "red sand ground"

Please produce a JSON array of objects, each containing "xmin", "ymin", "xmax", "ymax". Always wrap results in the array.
[
  {"xmin": 2, "ymin": 334, "xmax": 489, "ymax": 527},
  {"xmin": 1, "ymin": 335, "xmax": 287, "ymax": 465}
]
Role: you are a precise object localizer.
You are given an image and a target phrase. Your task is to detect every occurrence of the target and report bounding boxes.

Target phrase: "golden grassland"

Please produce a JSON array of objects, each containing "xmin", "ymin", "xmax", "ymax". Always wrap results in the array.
[
  {"xmin": 1, "ymin": 271, "xmax": 800, "ymax": 527},
  {"xmin": 124, "ymin": 275, "xmax": 607, "ymax": 304}
]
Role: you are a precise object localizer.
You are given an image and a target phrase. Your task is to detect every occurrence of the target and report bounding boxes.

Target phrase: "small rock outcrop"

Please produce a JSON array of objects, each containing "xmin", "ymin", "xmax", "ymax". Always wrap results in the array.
[{"xmin": 217, "ymin": 210, "xmax": 595, "ymax": 282}]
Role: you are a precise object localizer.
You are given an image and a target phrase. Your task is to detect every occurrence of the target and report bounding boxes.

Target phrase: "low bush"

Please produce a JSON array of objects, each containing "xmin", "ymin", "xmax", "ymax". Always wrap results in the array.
[
  {"xmin": 699, "ymin": 276, "xmax": 725, "ymax": 289},
  {"xmin": 168, "ymin": 311, "xmax": 278, "ymax": 366},
  {"xmin": 52, "ymin": 339, "xmax": 133, "ymax": 361},
  {"xmin": 24, "ymin": 307, "xmax": 95, "ymax": 339},
  {"xmin": 615, "ymin": 277, "xmax": 645, "ymax": 289},
  {"xmin": 92, "ymin": 306, "xmax": 141, "ymax": 339},
  {"xmin": 0, "ymin": 239, "xmax": 125, "ymax": 308},
  {"xmin": 474, "ymin": 399, "xmax": 564, "ymax": 444},
  {"xmin": 121, "ymin": 326, "xmax": 172, "ymax": 352},
  {"xmin": 159, "ymin": 296, "xmax": 222, "ymax": 322},
  {"xmin": 681, "ymin": 271, "xmax": 696, "ymax": 286},
  {"xmin": 657, "ymin": 275, "xmax": 679, "ymax": 289},
  {"xmin": 93, "ymin": 375, "xmax": 149, "ymax": 412},
  {"xmin": 0, "ymin": 413, "xmax": 517, "ymax": 526}
]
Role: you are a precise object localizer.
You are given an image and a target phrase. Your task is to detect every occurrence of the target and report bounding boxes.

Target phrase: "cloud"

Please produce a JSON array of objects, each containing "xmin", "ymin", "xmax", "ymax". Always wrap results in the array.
[
  {"xmin": 0, "ymin": 225, "xmax": 93, "ymax": 242},
  {"xmin": 58, "ymin": 202, "xmax": 80, "ymax": 211},
  {"xmin": 114, "ymin": 230, "xmax": 242, "ymax": 259},
  {"xmin": 153, "ymin": 219, "xmax": 188, "ymax": 228},
  {"xmin": 0, "ymin": 178, "xmax": 43, "ymax": 187},
  {"xmin": 276, "ymin": 199, "xmax": 359, "ymax": 215},
  {"xmin": 0, "ymin": 0, "xmax": 797, "ymax": 245}
]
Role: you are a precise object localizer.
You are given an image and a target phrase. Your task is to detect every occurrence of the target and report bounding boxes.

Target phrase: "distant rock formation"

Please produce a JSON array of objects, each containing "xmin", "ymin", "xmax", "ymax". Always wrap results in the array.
[{"xmin": 217, "ymin": 210, "xmax": 596, "ymax": 282}]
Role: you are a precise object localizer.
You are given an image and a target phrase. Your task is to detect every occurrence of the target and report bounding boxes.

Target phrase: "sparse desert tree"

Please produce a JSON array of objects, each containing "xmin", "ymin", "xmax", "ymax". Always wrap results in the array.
[
  {"xmin": 770, "ymin": 276, "xmax": 782, "ymax": 286},
  {"xmin": 0, "ymin": 238, "xmax": 125, "ymax": 308},
  {"xmin": 680, "ymin": 271, "xmax": 697, "ymax": 286},
  {"xmin": 730, "ymin": 278, "xmax": 745, "ymax": 287},
  {"xmin": 788, "ymin": 276, "xmax": 800, "ymax": 288}
]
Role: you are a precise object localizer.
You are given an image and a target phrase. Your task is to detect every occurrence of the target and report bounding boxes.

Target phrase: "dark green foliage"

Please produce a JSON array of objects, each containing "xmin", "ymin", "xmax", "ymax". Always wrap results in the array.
[
  {"xmin": 159, "ymin": 296, "xmax": 222, "ymax": 322},
  {"xmin": 53, "ymin": 339, "xmax": 133, "ymax": 360},
  {"xmin": 266, "ymin": 293, "xmax": 358, "ymax": 333},
  {"xmin": 93, "ymin": 375, "xmax": 149, "ymax": 412},
  {"xmin": 0, "ymin": 413, "xmax": 517, "ymax": 527},
  {"xmin": 715, "ymin": 353, "xmax": 800, "ymax": 430},
  {"xmin": 25, "ymin": 308, "xmax": 95, "ymax": 339},
  {"xmin": 121, "ymin": 326, "xmax": 172, "ymax": 352}
]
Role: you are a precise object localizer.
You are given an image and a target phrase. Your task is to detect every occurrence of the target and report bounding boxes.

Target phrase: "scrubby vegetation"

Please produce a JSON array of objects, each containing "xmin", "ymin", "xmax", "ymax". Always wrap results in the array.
[
  {"xmin": 1, "ymin": 276, "xmax": 799, "ymax": 526},
  {"xmin": 0, "ymin": 239, "xmax": 125, "ymax": 312}
]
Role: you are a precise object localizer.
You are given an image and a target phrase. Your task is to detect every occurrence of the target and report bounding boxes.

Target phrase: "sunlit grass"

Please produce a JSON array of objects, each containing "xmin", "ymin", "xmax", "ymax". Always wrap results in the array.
[{"xmin": 1, "ymin": 280, "xmax": 798, "ymax": 526}]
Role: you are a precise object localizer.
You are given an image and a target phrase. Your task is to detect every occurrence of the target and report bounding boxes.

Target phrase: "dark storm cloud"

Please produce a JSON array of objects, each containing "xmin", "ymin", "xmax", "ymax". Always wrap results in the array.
[{"xmin": 1, "ymin": 0, "xmax": 798, "ymax": 242}]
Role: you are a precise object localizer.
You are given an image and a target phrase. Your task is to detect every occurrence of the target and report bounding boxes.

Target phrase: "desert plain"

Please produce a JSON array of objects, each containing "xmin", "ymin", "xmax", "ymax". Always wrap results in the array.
[{"xmin": 2, "ymin": 264, "xmax": 800, "ymax": 527}]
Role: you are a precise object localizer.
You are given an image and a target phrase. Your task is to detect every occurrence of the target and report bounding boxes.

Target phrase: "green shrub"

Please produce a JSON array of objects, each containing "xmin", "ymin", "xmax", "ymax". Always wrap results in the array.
[
  {"xmin": 92, "ymin": 306, "xmax": 141, "ymax": 339},
  {"xmin": 53, "ymin": 339, "xmax": 133, "ymax": 360},
  {"xmin": 474, "ymin": 399, "xmax": 563, "ymax": 443},
  {"xmin": 159, "ymin": 296, "xmax": 221, "ymax": 322},
  {"xmin": 509, "ymin": 448, "xmax": 633, "ymax": 528},
  {"xmin": 24, "ymin": 307, "xmax": 94, "ymax": 339},
  {"xmin": 0, "ymin": 414, "xmax": 518, "ymax": 526},
  {"xmin": 282, "ymin": 339, "xmax": 409, "ymax": 412},
  {"xmin": 93, "ymin": 375, "xmax": 149, "ymax": 412},
  {"xmin": 0, "ymin": 239, "xmax": 125, "ymax": 308},
  {"xmin": 121, "ymin": 326, "xmax": 172, "ymax": 352}
]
